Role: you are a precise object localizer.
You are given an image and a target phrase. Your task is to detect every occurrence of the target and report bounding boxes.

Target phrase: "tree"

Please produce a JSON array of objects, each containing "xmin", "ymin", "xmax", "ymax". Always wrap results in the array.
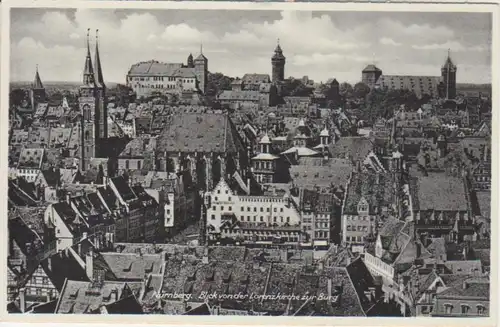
[
  {"xmin": 110, "ymin": 84, "xmax": 135, "ymax": 107},
  {"xmin": 10, "ymin": 89, "xmax": 27, "ymax": 108},
  {"xmin": 353, "ymin": 82, "xmax": 371, "ymax": 99},
  {"xmin": 206, "ymin": 72, "xmax": 233, "ymax": 97},
  {"xmin": 281, "ymin": 79, "xmax": 311, "ymax": 97},
  {"xmin": 339, "ymin": 82, "xmax": 353, "ymax": 98}
]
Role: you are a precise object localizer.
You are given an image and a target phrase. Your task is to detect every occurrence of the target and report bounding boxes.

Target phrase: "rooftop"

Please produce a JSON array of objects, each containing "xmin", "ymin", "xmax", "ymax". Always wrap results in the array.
[
  {"xmin": 156, "ymin": 113, "xmax": 242, "ymax": 153},
  {"xmin": 411, "ymin": 174, "xmax": 468, "ymax": 211},
  {"xmin": 344, "ymin": 172, "xmax": 394, "ymax": 215}
]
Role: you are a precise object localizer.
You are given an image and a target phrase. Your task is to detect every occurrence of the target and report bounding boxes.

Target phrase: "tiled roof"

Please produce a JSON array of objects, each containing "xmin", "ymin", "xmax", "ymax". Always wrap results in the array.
[
  {"xmin": 242, "ymin": 73, "xmax": 271, "ymax": 84},
  {"xmin": 290, "ymin": 164, "xmax": 351, "ymax": 189},
  {"xmin": 344, "ymin": 172, "xmax": 394, "ymax": 215},
  {"xmin": 128, "ymin": 61, "xmax": 183, "ymax": 76},
  {"xmin": 329, "ymin": 137, "xmax": 373, "ymax": 163},
  {"xmin": 413, "ymin": 174, "xmax": 467, "ymax": 211},
  {"xmin": 437, "ymin": 279, "xmax": 489, "ymax": 300},
  {"xmin": 98, "ymin": 252, "xmax": 164, "ymax": 280},
  {"xmin": 55, "ymin": 280, "xmax": 143, "ymax": 314},
  {"xmin": 156, "ymin": 113, "xmax": 242, "ymax": 153},
  {"xmin": 173, "ymin": 67, "xmax": 196, "ymax": 78},
  {"xmin": 18, "ymin": 148, "xmax": 44, "ymax": 169},
  {"xmin": 377, "ymin": 75, "xmax": 441, "ymax": 97},
  {"xmin": 443, "ymin": 260, "xmax": 482, "ymax": 275},
  {"xmin": 13, "ymin": 206, "xmax": 46, "ymax": 236},
  {"xmin": 119, "ymin": 136, "xmax": 157, "ymax": 158}
]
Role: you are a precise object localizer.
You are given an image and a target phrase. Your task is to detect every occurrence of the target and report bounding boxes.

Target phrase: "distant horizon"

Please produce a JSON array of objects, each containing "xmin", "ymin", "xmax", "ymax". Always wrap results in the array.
[
  {"xmin": 9, "ymin": 79, "xmax": 493, "ymax": 87},
  {"xmin": 10, "ymin": 9, "xmax": 492, "ymax": 84}
]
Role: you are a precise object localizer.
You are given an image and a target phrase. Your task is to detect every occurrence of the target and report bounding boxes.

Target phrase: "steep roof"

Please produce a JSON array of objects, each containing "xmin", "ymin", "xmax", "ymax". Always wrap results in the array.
[
  {"xmin": 362, "ymin": 64, "xmax": 382, "ymax": 73},
  {"xmin": 156, "ymin": 113, "xmax": 242, "ymax": 153},
  {"xmin": 33, "ymin": 67, "xmax": 44, "ymax": 89},
  {"xmin": 412, "ymin": 174, "xmax": 468, "ymax": 211},
  {"xmin": 344, "ymin": 172, "xmax": 394, "ymax": 215},
  {"xmin": 329, "ymin": 137, "xmax": 373, "ymax": 163},
  {"xmin": 128, "ymin": 61, "xmax": 183, "ymax": 76},
  {"xmin": 242, "ymin": 73, "xmax": 271, "ymax": 84}
]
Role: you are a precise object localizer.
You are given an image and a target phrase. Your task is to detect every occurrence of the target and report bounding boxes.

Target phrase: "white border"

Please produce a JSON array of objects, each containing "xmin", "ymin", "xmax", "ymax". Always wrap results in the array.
[{"xmin": 1, "ymin": 1, "xmax": 498, "ymax": 326}]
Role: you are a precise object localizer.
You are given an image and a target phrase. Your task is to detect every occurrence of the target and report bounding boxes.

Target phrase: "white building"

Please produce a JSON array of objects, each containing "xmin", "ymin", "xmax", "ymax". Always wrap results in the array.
[{"xmin": 205, "ymin": 180, "xmax": 303, "ymax": 245}]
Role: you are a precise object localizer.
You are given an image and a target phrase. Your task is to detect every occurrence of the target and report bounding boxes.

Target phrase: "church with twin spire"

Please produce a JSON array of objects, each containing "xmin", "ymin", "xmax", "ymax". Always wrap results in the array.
[{"xmin": 79, "ymin": 29, "xmax": 108, "ymax": 170}]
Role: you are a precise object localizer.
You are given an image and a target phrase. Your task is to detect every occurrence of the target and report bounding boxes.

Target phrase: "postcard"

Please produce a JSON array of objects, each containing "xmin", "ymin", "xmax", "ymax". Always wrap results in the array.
[{"xmin": 1, "ymin": 0, "xmax": 497, "ymax": 325}]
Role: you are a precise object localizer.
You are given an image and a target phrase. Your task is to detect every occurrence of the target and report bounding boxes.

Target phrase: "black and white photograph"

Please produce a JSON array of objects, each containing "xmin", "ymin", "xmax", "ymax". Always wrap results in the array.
[{"xmin": 3, "ymin": 0, "xmax": 496, "ymax": 321}]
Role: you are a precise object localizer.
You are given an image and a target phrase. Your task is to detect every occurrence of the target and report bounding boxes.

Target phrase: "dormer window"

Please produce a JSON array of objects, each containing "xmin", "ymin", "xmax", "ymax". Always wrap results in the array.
[{"xmin": 357, "ymin": 197, "xmax": 369, "ymax": 215}]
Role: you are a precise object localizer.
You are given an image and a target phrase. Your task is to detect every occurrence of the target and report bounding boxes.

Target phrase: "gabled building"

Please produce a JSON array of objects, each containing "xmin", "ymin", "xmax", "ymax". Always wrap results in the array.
[{"xmin": 205, "ymin": 179, "xmax": 302, "ymax": 246}]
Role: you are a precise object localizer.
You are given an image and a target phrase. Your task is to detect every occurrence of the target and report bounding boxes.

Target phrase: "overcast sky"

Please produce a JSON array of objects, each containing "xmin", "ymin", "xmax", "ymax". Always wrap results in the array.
[{"xmin": 10, "ymin": 9, "xmax": 492, "ymax": 84}]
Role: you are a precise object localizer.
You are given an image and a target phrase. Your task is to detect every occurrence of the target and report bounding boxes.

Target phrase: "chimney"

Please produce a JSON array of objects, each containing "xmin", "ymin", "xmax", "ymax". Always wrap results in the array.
[
  {"xmin": 19, "ymin": 288, "xmax": 26, "ymax": 313},
  {"xmin": 47, "ymin": 256, "xmax": 52, "ymax": 271},
  {"xmin": 86, "ymin": 248, "xmax": 94, "ymax": 281},
  {"xmin": 246, "ymin": 178, "xmax": 251, "ymax": 195},
  {"xmin": 78, "ymin": 243, "xmax": 82, "ymax": 257},
  {"xmin": 65, "ymin": 192, "xmax": 71, "ymax": 204}
]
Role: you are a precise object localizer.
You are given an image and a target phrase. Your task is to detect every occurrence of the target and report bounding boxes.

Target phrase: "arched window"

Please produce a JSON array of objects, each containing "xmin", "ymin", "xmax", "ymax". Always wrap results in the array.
[
  {"xmin": 82, "ymin": 104, "xmax": 91, "ymax": 121},
  {"xmin": 125, "ymin": 160, "xmax": 129, "ymax": 169}
]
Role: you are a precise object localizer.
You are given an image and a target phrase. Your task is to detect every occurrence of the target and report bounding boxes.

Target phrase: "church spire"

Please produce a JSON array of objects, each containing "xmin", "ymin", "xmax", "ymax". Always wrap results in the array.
[
  {"xmin": 94, "ymin": 29, "xmax": 105, "ymax": 88},
  {"xmin": 83, "ymin": 28, "xmax": 95, "ymax": 86},
  {"xmin": 33, "ymin": 64, "xmax": 44, "ymax": 89}
]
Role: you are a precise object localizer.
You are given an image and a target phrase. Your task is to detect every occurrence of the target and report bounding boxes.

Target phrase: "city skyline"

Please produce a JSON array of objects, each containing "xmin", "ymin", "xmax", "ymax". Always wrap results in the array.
[{"xmin": 10, "ymin": 9, "xmax": 492, "ymax": 85}]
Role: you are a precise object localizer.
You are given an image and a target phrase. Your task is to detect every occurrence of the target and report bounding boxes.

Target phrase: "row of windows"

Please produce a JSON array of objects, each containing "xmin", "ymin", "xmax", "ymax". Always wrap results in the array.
[
  {"xmin": 315, "ymin": 231, "xmax": 328, "ymax": 238},
  {"xmin": 254, "ymin": 161, "xmax": 275, "ymax": 170},
  {"xmin": 316, "ymin": 222, "xmax": 329, "ymax": 229},
  {"xmin": 345, "ymin": 215, "xmax": 372, "ymax": 221},
  {"xmin": 210, "ymin": 214, "xmax": 291, "ymax": 224},
  {"xmin": 346, "ymin": 225, "xmax": 368, "ymax": 232},
  {"xmin": 443, "ymin": 304, "xmax": 486, "ymax": 315},
  {"xmin": 346, "ymin": 236, "xmax": 364, "ymax": 242},
  {"xmin": 212, "ymin": 205, "xmax": 285, "ymax": 214}
]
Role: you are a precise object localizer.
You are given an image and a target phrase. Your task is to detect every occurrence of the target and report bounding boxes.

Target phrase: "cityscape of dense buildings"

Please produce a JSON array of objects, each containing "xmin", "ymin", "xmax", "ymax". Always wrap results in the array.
[{"xmin": 7, "ymin": 23, "xmax": 492, "ymax": 318}]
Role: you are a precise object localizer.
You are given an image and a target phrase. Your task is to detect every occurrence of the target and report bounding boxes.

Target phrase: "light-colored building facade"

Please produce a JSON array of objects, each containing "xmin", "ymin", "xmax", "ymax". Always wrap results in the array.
[
  {"xmin": 126, "ymin": 51, "xmax": 208, "ymax": 98},
  {"xmin": 205, "ymin": 180, "xmax": 303, "ymax": 245}
]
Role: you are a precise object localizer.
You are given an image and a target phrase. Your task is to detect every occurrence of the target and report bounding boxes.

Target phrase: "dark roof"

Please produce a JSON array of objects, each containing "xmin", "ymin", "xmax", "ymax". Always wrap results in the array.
[
  {"xmin": 345, "ymin": 257, "xmax": 377, "ymax": 313},
  {"xmin": 111, "ymin": 176, "xmax": 136, "ymax": 202},
  {"xmin": 344, "ymin": 172, "xmax": 394, "ymax": 215},
  {"xmin": 40, "ymin": 243, "xmax": 90, "ymax": 291},
  {"xmin": 104, "ymin": 295, "xmax": 144, "ymax": 314},
  {"xmin": 30, "ymin": 300, "xmax": 57, "ymax": 313},
  {"xmin": 8, "ymin": 216, "xmax": 44, "ymax": 257},
  {"xmin": 362, "ymin": 65, "xmax": 382, "ymax": 73},
  {"xmin": 97, "ymin": 186, "xmax": 119, "ymax": 211}
]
